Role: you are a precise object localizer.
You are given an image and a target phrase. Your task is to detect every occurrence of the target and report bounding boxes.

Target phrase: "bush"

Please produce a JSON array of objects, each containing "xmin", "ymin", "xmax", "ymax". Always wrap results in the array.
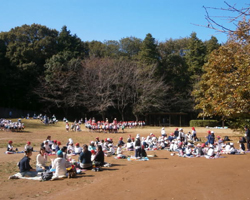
[{"xmin": 190, "ymin": 120, "xmax": 218, "ymax": 127}]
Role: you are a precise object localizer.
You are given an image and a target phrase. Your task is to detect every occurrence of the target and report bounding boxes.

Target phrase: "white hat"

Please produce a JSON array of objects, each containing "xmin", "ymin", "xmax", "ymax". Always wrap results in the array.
[
  {"xmin": 230, "ymin": 142, "xmax": 234, "ymax": 146},
  {"xmin": 90, "ymin": 141, "xmax": 94, "ymax": 144},
  {"xmin": 211, "ymin": 131, "xmax": 214, "ymax": 133},
  {"xmin": 162, "ymin": 127, "xmax": 165, "ymax": 130},
  {"xmin": 136, "ymin": 134, "xmax": 140, "ymax": 139},
  {"xmin": 209, "ymin": 144, "xmax": 213, "ymax": 148},
  {"xmin": 187, "ymin": 143, "xmax": 192, "ymax": 146},
  {"xmin": 108, "ymin": 143, "xmax": 113, "ymax": 147},
  {"xmin": 150, "ymin": 133, "xmax": 153, "ymax": 136},
  {"xmin": 179, "ymin": 128, "xmax": 183, "ymax": 131}
]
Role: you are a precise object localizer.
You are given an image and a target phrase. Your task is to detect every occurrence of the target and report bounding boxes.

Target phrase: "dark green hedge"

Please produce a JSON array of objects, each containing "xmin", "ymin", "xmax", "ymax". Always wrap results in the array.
[{"xmin": 190, "ymin": 120, "xmax": 218, "ymax": 127}]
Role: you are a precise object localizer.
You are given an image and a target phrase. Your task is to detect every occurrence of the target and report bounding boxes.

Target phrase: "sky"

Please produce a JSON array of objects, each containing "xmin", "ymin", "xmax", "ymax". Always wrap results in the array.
[{"xmin": 0, "ymin": 0, "xmax": 249, "ymax": 43}]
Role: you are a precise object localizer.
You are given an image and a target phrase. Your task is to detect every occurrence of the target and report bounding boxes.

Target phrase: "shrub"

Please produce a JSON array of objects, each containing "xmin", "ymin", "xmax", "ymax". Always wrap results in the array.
[{"xmin": 190, "ymin": 120, "xmax": 218, "ymax": 127}]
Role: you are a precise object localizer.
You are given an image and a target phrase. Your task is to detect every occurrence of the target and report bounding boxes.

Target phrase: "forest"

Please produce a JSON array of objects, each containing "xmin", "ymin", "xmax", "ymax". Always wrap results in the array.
[{"xmin": 0, "ymin": 3, "xmax": 249, "ymax": 128}]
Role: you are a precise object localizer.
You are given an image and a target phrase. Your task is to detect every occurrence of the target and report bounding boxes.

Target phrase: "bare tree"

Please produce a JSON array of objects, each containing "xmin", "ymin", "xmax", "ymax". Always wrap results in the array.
[
  {"xmin": 82, "ymin": 58, "xmax": 116, "ymax": 120},
  {"xmin": 131, "ymin": 64, "xmax": 168, "ymax": 121},
  {"xmin": 193, "ymin": 2, "xmax": 250, "ymax": 37}
]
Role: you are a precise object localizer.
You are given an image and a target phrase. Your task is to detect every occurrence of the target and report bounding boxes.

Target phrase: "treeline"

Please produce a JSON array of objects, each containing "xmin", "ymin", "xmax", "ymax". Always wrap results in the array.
[{"xmin": 0, "ymin": 24, "xmax": 220, "ymax": 120}]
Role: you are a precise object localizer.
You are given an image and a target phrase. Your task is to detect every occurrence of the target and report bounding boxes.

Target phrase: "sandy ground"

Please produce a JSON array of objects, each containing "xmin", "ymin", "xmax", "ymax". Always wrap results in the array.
[{"xmin": 0, "ymin": 119, "xmax": 249, "ymax": 200}]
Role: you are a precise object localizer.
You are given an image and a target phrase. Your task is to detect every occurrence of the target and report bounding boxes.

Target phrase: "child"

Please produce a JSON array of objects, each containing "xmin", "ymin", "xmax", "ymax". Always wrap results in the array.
[
  {"xmin": 88, "ymin": 141, "xmax": 96, "ymax": 151},
  {"xmin": 67, "ymin": 142, "xmax": 74, "ymax": 154},
  {"xmin": 44, "ymin": 141, "xmax": 52, "ymax": 154},
  {"xmin": 51, "ymin": 140, "xmax": 57, "ymax": 152},
  {"xmin": 116, "ymin": 144, "xmax": 126, "ymax": 158},
  {"xmin": 140, "ymin": 145, "xmax": 147, "ymax": 158},
  {"xmin": 55, "ymin": 141, "xmax": 61, "ymax": 152},
  {"xmin": 91, "ymin": 150, "xmax": 96, "ymax": 161},
  {"xmin": 7, "ymin": 141, "xmax": 18, "ymax": 153},
  {"xmin": 74, "ymin": 143, "xmax": 82, "ymax": 155},
  {"xmin": 185, "ymin": 143, "xmax": 192, "ymax": 157},
  {"xmin": 107, "ymin": 143, "xmax": 115, "ymax": 155},
  {"xmin": 65, "ymin": 122, "xmax": 69, "ymax": 132},
  {"xmin": 207, "ymin": 144, "xmax": 215, "ymax": 157},
  {"xmin": 24, "ymin": 141, "xmax": 33, "ymax": 152},
  {"xmin": 238, "ymin": 137, "xmax": 246, "ymax": 152}
]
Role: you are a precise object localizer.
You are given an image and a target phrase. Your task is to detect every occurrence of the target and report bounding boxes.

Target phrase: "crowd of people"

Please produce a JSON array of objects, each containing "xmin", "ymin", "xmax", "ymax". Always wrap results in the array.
[
  {"xmin": 84, "ymin": 118, "xmax": 145, "ymax": 133},
  {"xmin": 0, "ymin": 118, "xmax": 25, "ymax": 132},
  {"xmin": 7, "ymin": 125, "xmax": 250, "ymax": 180}
]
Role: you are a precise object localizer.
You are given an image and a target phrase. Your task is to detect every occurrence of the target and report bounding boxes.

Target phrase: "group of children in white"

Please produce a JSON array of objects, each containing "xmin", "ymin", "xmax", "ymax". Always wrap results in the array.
[
  {"xmin": 0, "ymin": 118, "xmax": 25, "ymax": 132},
  {"xmin": 7, "ymin": 126, "xmax": 248, "ymax": 181},
  {"xmin": 84, "ymin": 118, "xmax": 145, "ymax": 133}
]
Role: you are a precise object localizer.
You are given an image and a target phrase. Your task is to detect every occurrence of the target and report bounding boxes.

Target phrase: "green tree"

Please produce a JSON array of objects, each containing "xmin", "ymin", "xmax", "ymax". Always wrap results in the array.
[
  {"xmin": 119, "ymin": 37, "xmax": 142, "ymax": 58},
  {"xmin": 138, "ymin": 33, "xmax": 159, "ymax": 65},
  {"xmin": 185, "ymin": 32, "xmax": 206, "ymax": 83},
  {"xmin": 57, "ymin": 26, "xmax": 87, "ymax": 58}
]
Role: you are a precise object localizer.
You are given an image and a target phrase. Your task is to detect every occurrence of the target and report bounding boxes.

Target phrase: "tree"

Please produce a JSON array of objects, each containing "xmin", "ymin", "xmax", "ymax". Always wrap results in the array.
[
  {"xmin": 119, "ymin": 37, "xmax": 142, "ymax": 58},
  {"xmin": 0, "ymin": 24, "xmax": 59, "ymax": 109},
  {"xmin": 202, "ymin": 2, "xmax": 250, "ymax": 36},
  {"xmin": 58, "ymin": 26, "xmax": 87, "ymax": 58},
  {"xmin": 193, "ymin": 41, "xmax": 250, "ymax": 125},
  {"xmin": 138, "ymin": 33, "xmax": 159, "ymax": 65},
  {"xmin": 185, "ymin": 32, "xmax": 206, "ymax": 83},
  {"xmin": 131, "ymin": 64, "xmax": 167, "ymax": 121},
  {"xmin": 35, "ymin": 53, "xmax": 85, "ymax": 115},
  {"xmin": 82, "ymin": 58, "xmax": 116, "ymax": 120}
]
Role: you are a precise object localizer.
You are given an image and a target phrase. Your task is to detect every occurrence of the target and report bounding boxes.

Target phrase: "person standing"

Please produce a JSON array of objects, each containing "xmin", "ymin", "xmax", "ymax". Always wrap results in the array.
[{"xmin": 245, "ymin": 126, "xmax": 250, "ymax": 151}]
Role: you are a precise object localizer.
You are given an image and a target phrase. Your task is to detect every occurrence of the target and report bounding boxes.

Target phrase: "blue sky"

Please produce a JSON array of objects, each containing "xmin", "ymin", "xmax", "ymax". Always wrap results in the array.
[{"xmin": 0, "ymin": 0, "xmax": 248, "ymax": 43}]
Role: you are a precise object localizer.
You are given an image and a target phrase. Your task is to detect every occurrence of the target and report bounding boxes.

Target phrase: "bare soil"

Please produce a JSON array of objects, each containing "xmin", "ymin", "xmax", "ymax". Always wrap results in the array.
[{"xmin": 0, "ymin": 119, "xmax": 249, "ymax": 200}]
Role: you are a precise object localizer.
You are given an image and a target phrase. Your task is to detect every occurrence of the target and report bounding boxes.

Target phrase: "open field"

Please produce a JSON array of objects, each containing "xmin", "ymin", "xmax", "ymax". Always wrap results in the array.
[{"xmin": 0, "ymin": 119, "xmax": 249, "ymax": 200}]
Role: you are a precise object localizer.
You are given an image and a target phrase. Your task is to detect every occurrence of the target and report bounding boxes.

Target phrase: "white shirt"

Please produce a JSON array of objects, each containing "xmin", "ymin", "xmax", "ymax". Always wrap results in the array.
[
  {"xmin": 207, "ymin": 148, "xmax": 214, "ymax": 156},
  {"xmin": 74, "ymin": 146, "xmax": 82, "ymax": 154},
  {"xmin": 51, "ymin": 157, "xmax": 71, "ymax": 177},
  {"xmin": 117, "ymin": 147, "xmax": 122, "ymax": 156},
  {"xmin": 36, "ymin": 154, "xmax": 47, "ymax": 167}
]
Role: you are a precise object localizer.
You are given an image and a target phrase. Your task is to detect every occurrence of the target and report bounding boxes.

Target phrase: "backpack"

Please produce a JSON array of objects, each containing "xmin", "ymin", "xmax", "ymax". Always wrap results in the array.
[{"xmin": 41, "ymin": 171, "xmax": 53, "ymax": 181}]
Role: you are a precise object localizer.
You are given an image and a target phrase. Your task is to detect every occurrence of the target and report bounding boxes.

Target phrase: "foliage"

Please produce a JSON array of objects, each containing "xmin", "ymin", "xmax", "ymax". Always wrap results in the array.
[{"xmin": 190, "ymin": 120, "xmax": 218, "ymax": 127}]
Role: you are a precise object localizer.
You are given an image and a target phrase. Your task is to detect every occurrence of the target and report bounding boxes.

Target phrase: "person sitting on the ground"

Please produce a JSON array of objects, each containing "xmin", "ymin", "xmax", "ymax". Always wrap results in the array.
[
  {"xmin": 126, "ymin": 138, "xmax": 134, "ymax": 151},
  {"xmin": 36, "ymin": 147, "xmax": 49, "ymax": 172},
  {"xmin": 116, "ymin": 143, "xmax": 126, "ymax": 158},
  {"xmin": 74, "ymin": 143, "xmax": 82, "ymax": 155},
  {"xmin": 24, "ymin": 141, "xmax": 33, "ymax": 152},
  {"xmin": 18, "ymin": 149, "xmax": 38, "ymax": 177},
  {"xmin": 79, "ymin": 144, "xmax": 92, "ymax": 169},
  {"xmin": 207, "ymin": 144, "xmax": 215, "ymax": 157},
  {"xmin": 61, "ymin": 146, "xmax": 67, "ymax": 159},
  {"xmin": 238, "ymin": 137, "xmax": 246, "ymax": 152},
  {"xmin": 229, "ymin": 143, "xmax": 236, "ymax": 154},
  {"xmin": 51, "ymin": 150, "xmax": 71, "ymax": 178},
  {"xmin": 118, "ymin": 137, "xmax": 125, "ymax": 147},
  {"xmin": 88, "ymin": 141, "xmax": 96, "ymax": 151},
  {"xmin": 7, "ymin": 141, "xmax": 17, "ymax": 153},
  {"xmin": 67, "ymin": 142, "xmax": 74, "ymax": 154},
  {"xmin": 55, "ymin": 141, "xmax": 61, "ymax": 152},
  {"xmin": 185, "ymin": 143, "xmax": 192, "ymax": 157},
  {"xmin": 193, "ymin": 143, "xmax": 204, "ymax": 156},
  {"xmin": 107, "ymin": 143, "xmax": 115, "ymax": 156},
  {"xmin": 161, "ymin": 127, "xmax": 167, "ymax": 137},
  {"xmin": 94, "ymin": 145, "xmax": 104, "ymax": 167},
  {"xmin": 44, "ymin": 141, "xmax": 52, "ymax": 154},
  {"xmin": 91, "ymin": 150, "xmax": 96, "ymax": 162},
  {"xmin": 51, "ymin": 140, "xmax": 57, "ymax": 152},
  {"xmin": 140, "ymin": 145, "xmax": 147, "ymax": 158}
]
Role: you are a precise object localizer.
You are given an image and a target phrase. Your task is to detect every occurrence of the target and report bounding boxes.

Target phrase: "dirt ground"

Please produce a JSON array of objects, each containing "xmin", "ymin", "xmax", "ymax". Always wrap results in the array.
[{"xmin": 0, "ymin": 119, "xmax": 249, "ymax": 200}]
